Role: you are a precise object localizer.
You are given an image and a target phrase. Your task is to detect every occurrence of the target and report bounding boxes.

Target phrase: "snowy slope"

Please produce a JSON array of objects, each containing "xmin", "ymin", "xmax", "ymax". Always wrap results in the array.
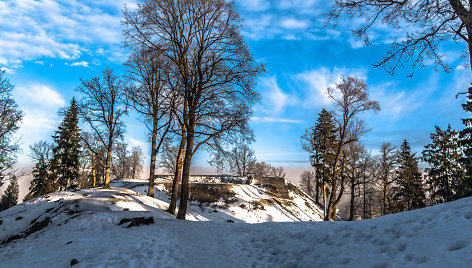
[
  {"xmin": 111, "ymin": 179, "xmax": 324, "ymax": 223},
  {"xmin": 1, "ymin": 185, "xmax": 472, "ymax": 267}
]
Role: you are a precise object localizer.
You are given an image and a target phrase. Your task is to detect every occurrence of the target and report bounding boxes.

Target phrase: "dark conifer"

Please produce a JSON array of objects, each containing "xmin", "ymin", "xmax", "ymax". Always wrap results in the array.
[
  {"xmin": 0, "ymin": 176, "xmax": 19, "ymax": 211},
  {"xmin": 422, "ymin": 125, "xmax": 464, "ymax": 204},
  {"xmin": 393, "ymin": 140, "xmax": 426, "ymax": 212},
  {"xmin": 51, "ymin": 98, "xmax": 81, "ymax": 190},
  {"xmin": 459, "ymin": 85, "xmax": 472, "ymax": 198}
]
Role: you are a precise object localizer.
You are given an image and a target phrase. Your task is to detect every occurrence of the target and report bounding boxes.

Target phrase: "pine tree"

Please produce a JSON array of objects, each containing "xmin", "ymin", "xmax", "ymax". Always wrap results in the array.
[
  {"xmin": 302, "ymin": 109, "xmax": 337, "ymax": 211},
  {"xmin": 393, "ymin": 140, "xmax": 426, "ymax": 212},
  {"xmin": 51, "ymin": 98, "xmax": 81, "ymax": 190},
  {"xmin": 422, "ymin": 125, "xmax": 464, "ymax": 204},
  {"xmin": 459, "ymin": 85, "xmax": 472, "ymax": 198},
  {"xmin": 0, "ymin": 176, "xmax": 19, "ymax": 211}
]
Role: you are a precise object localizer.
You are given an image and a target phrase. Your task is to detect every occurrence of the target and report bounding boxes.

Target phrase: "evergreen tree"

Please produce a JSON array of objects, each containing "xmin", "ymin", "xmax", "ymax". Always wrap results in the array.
[
  {"xmin": 301, "ymin": 109, "xmax": 337, "ymax": 210},
  {"xmin": 24, "ymin": 141, "xmax": 55, "ymax": 201},
  {"xmin": 393, "ymin": 140, "xmax": 426, "ymax": 212},
  {"xmin": 0, "ymin": 176, "xmax": 19, "ymax": 211},
  {"xmin": 50, "ymin": 98, "xmax": 81, "ymax": 190},
  {"xmin": 422, "ymin": 125, "xmax": 464, "ymax": 204},
  {"xmin": 459, "ymin": 85, "xmax": 472, "ymax": 198}
]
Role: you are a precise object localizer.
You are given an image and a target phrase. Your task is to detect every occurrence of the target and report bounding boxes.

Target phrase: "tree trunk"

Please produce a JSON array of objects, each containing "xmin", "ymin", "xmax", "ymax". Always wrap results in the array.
[
  {"xmin": 177, "ymin": 121, "xmax": 195, "ymax": 220},
  {"xmin": 92, "ymin": 155, "xmax": 96, "ymax": 187},
  {"xmin": 349, "ymin": 179, "xmax": 355, "ymax": 221},
  {"xmin": 168, "ymin": 131, "xmax": 186, "ymax": 214},
  {"xmin": 104, "ymin": 146, "xmax": 112, "ymax": 188},
  {"xmin": 147, "ymin": 125, "xmax": 158, "ymax": 197},
  {"xmin": 382, "ymin": 176, "xmax": 388, "ymax": 215},
  {"xmin": 323, "ymin": 183, "xmax": 327, "ymax": 219}
]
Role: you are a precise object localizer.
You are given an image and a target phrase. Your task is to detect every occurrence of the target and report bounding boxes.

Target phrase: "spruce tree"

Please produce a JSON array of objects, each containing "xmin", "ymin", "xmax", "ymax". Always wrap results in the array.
[
  {"xmin": 422, "ymin": 125, "xmax": 464, "ymax": 204},
  {"xmin": 0, "ymin": 176, "xmax": 19, "ymax": 211},
  {"xmin": 393, "ymin": 140, "xmax": 426, "ymax": 212},
  {"xmin": 459, "ymin": 85, "xmax": 472, "ymax": 198},
  {"xmin": 302, "ymin": 109, "xmax": 337, "ymax": 209},
  {"xmin": 51, "ymin": 98, "xmax": 81, "ymax": 190}
]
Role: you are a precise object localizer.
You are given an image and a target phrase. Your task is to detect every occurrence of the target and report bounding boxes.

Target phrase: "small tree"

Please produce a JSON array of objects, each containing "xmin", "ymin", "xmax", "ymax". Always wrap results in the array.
[
  {"xmin": 392, "ymin": 140, "xmax": 426, "ymax": 212},
  {"xmin": 209, "ymin": 144, "xmax": 256, "ymax": 176},
  {"xmin": 25, "ymin": 141, "xmax": 55, "ymax": 200},
  {"xmin": 129, "ymin": 146, "xmax": 144, "ymax": 180},
  {"xmin": 112, "ymin": 142, "xmax": 131, "ymax": 180},
  {"xmin": 300, "ymin": 170, "xmax": 316, "ymax": 197},
  {"xmin": 77, "ymin": 69, "xmax": 128, "ymax": 188},
  {"xmin": 0, "ymin": 176, "xmax": 19, "ymax": 211},
  {"xmin": 50, "ymin": 98, "xmax": 81, "ymax": 190},
  {"xmin": 422, "ymin": 125, "xmax": 464, "ymax": 204}
]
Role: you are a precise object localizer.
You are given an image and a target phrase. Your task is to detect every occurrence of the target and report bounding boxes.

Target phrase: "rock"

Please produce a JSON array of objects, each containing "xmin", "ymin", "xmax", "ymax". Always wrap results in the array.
[
  {"xmin": 118, "ymin": 217, "xmax": 154, "ymax": 228},
  {"xmin": 70, "ymin": 259, "xmax": 79, "ymax": 266}
]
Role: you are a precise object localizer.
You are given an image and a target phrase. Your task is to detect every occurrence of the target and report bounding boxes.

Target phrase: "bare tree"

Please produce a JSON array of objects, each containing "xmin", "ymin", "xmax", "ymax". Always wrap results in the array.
[
  {"xmin": 157, "ymin": 138, "xmax": 179, "ymax": 174},
  {"xmin": 300, "ymin": 170, "xmax": 316, "ymax": 197},
  {"xmin": 129, "ymin": 146, "xmax": 144, "ymax": 180},
  {"xmin": 0, "ymin": 70, "xmax": 22, "ymax": 185},
  {"xmin": 377, "ymin": 142, "xmax": 397, "ymax": 215},
  {"xmin": 125, "ymin": 46, "xmax": 175, "ymax": 197},
  {"xmin": 209, "ymin": 144, "xmax": 256, "ymax": 176},
  {"xmin": 76, "ymin": 69, "xmax": 128, "ymax": 188},
  {"xmin": 325, "ymin": 76, "xmax": 380, "ymax": 221},
  {"xmin": 345, "ymin": 142, "xmax": 370, "ymax": 220},
  {"xmin": 80, "ymin": 131, "xmax": 105, "ymax": 187},
  {"xmin": 112, "ymin": 142, "xmax": 131, "ymax": 180},
  {"xmin": 123, "ymin": 0, "xmax": 264, "ymax": 219},
  {"xmin": 248, "ymin": 162, "xmax": 286, "ymax": 179},
  {"xmin": 327, "ymin": 0, "xmax": 472, "ymax": 74}
]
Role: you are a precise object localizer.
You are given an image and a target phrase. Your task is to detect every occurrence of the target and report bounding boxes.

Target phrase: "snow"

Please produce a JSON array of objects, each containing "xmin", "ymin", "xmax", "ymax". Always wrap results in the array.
[{"xmin": 1, "ymin": 181, "xmax": 472, "ymax": 267}]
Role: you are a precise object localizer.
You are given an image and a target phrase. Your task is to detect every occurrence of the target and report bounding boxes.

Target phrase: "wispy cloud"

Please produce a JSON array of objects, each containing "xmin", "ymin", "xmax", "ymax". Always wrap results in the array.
[
  {"xmin": 69, "ymin": 61, "xmax": 89, "ymax": 67},
  {"xmin": 280, "ymin": 18, "xmax": 309, "ymax": 29},
  {"xmin": 294, "ymin": 67, "xmax": 367, "ymax": 108},
  {"xmin": 17, "ymin": 84, "xmax": 65, "ymax": 107},
  {"xmin": 258, "ymin": 76, "xmax": 297, "ymax": 114},
  {"xmin": 0, "ymin": 0, "xmax": 135, "ymax": 68},
  {"xmin": 252, "ymin": 116, "xmax": 303, "ymax": 124}
]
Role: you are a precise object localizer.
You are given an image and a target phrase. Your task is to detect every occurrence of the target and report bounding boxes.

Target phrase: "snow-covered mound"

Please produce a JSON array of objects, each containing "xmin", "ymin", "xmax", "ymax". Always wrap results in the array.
[
  {"xmin": 111, "ymin": 178, "xmax": 324, "ymax": 223},
  {"xmin": 1, "ymin": 185, "xmax": 472, "ymax": 267}
]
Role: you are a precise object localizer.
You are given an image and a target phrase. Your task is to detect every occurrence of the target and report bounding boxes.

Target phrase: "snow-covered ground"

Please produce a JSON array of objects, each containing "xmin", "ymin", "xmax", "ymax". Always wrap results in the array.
[
  {"xmin": 1, "ymin": 182, "xmax": 472, "ymax": 267},
  {"xmin": 111, "ymin": 179, "xmax": 324, "ymax": 223}
]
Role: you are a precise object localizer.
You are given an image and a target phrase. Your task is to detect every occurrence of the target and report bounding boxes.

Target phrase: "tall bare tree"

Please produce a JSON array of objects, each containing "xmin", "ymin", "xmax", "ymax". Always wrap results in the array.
[
  {"xmin": 327, "ymin": 0, "xmax": 472, "ymax": 74},
  {"xmin": 377, "ymin": 142, "xmax": 397, "ymax": 215},
  {"xmin": 123, "ymin": 0, "xmax": 264, "ymax": 219},
  {"xmin": 125, "ymin": 46, "xmax": 175, "ymax": 197},
  {"xmin": 325, "ymin": 76, "xmax": 380, "ymax": 221},
  {"xmin": 76, "ymin": 69, "xmax": 128, "ymax": 188}
]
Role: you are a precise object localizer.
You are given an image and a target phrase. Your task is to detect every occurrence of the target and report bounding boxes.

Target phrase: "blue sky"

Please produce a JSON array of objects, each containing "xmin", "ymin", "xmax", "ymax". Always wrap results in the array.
[{"xmin": 1, "ymin": 0, "xmax": 472, "ymax": 181}]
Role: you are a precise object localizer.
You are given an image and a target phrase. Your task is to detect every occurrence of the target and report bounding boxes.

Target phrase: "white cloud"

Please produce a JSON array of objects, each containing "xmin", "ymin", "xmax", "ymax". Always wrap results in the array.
[
  {"xmin": 280, "ymin": 18, "xmax": 309, "ymax": 29},
  {"xmin": 70, "ymin": 61, "xmax": 89, "ymax": 67},
  {"xmin": 258, "ymin": 76, "xmax": 297, "ymax": 114},
  {"xmin": 0, "ymin": 0, "xmax": 136, "ymax": 68},
  {"xmin": 128, "ymin": 137, "xmax": 147, "ymax": 149},
  {"xmin": 251, "ymin": 116, "xmax": 303, "ymax": 123},
  {"xmin": 34, "ymin": 61, "xmax": 44, "ymax": 65},
  {"xmin": 294, "ymin": 67, "xmax": 367, "ymax": 108},
  {"xmin": 17, "ymin": 84, "xmax": 65, "ymax": 107}
]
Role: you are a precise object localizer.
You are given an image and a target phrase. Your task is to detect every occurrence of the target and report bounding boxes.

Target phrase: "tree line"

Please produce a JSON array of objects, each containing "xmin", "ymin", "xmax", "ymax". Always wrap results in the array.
[{"xmin": 301, "ymin": 82, "xmax": 472, "ymax": 220}]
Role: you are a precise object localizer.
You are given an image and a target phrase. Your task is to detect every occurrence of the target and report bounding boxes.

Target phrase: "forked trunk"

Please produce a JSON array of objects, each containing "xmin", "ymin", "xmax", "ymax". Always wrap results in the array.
[{"xmin": 177, "ymin": 124, "xmax": 194, "ymax": 220}]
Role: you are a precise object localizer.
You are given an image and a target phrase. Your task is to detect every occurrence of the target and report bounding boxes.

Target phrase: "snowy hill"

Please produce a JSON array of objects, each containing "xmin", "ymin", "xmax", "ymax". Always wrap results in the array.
[
  {"xmin": 111, "ymin": 178, "xmax": 324, "ymax": 222},
  {"xmin": 1, "ymin": 183, "xmax": 472, "ymax": 267}
]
